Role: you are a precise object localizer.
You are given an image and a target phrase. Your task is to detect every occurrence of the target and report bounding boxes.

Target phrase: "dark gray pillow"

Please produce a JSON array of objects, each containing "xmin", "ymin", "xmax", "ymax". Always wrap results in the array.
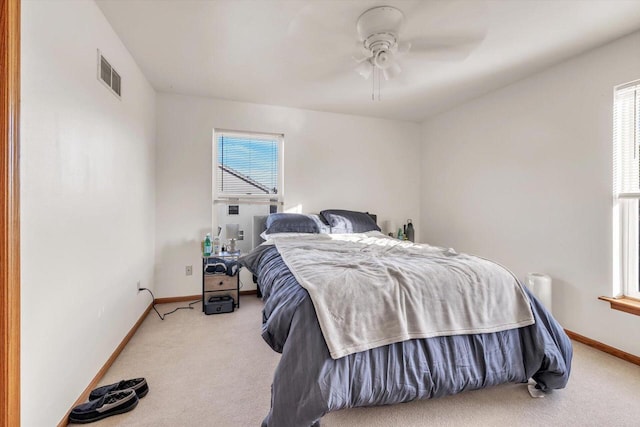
[
  {"xmin": 265, "ymin": 213, "xmax": 327, "ymax": 234},
  {"xmin": 320, "ymin": 210, "xmax": 381, "ymax": 233}
]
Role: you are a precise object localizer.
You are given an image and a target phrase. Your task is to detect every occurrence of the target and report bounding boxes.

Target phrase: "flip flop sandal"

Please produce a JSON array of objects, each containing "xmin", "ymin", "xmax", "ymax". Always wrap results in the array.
[
  {"xmin": 68, "ymin": 389, "xmax": 138, "ymax": 424},
  {"xmin": 89, "ymin": 378, "xmax": 148, "ymax": 400}
]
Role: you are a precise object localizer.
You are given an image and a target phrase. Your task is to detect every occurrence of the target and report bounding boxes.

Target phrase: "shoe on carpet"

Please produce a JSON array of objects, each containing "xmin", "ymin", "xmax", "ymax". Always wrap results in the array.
[
  {"xmin": 89, "ymin": 378, "xmax": 148, "ymax": 400},
  {"xmin": 68, "ymin": 389, "xmax": 138, "ymax": 424}
]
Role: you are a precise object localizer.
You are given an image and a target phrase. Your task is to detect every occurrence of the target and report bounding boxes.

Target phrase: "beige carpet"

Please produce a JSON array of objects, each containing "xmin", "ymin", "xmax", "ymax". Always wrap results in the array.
[{"xmin": 92, "ymin": 297, "xmax": 640, "ymax": 426}]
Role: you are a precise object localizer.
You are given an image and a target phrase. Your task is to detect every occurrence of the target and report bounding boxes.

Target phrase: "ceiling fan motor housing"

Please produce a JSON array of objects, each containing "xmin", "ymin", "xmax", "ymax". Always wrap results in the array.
[
  {"xmin": 357, "ymin": 6, "xmax": 404, "ymax": 52},
  {"xmin": 374, "ymin": 50, "xmax": 392, "ymax": 69},
  {"xmin": 357, "ymin": 6, "xmax": 404, "ymax": 40}
]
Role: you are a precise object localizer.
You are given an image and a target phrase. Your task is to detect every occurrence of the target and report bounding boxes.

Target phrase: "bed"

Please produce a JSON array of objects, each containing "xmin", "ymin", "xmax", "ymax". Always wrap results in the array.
[{"xmin": 241, "ymin": 211, "xmax": 572, "ymax": 427}]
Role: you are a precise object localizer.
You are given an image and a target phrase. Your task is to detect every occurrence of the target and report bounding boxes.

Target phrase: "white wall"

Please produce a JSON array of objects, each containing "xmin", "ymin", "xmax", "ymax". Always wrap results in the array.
[
  {"xmin": 420, "ymin": 31, "xmax": 640, "ymax": 356},
  {"xmin": 156, "ymin": 93, "xmax": 421, "ymax": 297},
  {"xmin": 21, "ymin": 1, "xmax": 156, "ymax": 425}
]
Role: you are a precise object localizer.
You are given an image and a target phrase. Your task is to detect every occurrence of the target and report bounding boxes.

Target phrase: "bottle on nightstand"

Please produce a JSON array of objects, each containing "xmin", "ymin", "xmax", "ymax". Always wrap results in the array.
[
  {"xmin": 213, "ymin": 236, "xmax": 221, "ymax": 255},
  {"xmin": 406, "ymin": 219, "xmax": 415, "ymax": 242},
  {"xmin": 204, "ymin": 233, "xmax": 212, "ymax": 256}
]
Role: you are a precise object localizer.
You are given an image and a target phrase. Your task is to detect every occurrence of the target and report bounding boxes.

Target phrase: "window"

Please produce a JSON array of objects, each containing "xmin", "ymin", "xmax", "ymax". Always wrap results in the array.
[
  {"xmin": 213, "ymin": 130, "xmax": 283, "ymax": 251},
  {"xmin": 613, "ymin": 80, "xmax": 640, "ymax": 299},
  {"xmin": 214, "ymin": 130, "xmax": 282, "ymax": 200}
]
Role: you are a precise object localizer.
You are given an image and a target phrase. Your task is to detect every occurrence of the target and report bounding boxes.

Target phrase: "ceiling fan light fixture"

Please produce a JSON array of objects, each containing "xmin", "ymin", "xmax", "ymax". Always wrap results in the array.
[
  {"xmin": 356, "ymin": 60, "xmax": 373, "ymax": 79},
  {"xmin": 382, "ymin": 61, "xmax": 401, "ymax": 81}
]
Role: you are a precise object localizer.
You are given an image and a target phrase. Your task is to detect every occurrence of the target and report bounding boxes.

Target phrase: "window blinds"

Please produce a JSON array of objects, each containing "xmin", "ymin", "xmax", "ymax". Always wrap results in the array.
[
  {"xmin": 614, "ymin": 81, "xmax": 640, "ymax": 196},
  {"xmin": 216, "ymin": 132, "xmax": 281, "ymax": 197}
]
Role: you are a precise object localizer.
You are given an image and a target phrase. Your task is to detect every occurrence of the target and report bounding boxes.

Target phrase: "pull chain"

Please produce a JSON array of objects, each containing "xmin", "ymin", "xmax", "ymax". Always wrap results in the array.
[
  {"xmin": 371, "ymin": 66, "xmax": 375, "ymax": 101},
  {"xmin": 371, "ymin": 67, "xmax": 383, "ymax": 101},
  {"xmin": 369, "ymin": 66, "xmax": 384, "ymax": 101}
]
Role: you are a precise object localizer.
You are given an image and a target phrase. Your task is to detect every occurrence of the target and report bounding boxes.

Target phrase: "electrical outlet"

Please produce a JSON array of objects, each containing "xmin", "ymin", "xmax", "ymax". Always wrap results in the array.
[
  {"xmin": 186, "ymin": 265, "xmax": 193, "ymax": 276},
  {"xmin": 137, "ymin": 280, "xmax": 142, "ymax": 292}
]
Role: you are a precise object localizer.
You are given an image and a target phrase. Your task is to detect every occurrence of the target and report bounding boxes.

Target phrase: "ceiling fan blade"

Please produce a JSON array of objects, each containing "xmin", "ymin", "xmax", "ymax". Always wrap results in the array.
[
  {"xmin": 284, "ymin": 2, "xmax": 367, "ymax": 78},
  {"xmin": 401, "ymin": 0, "xmax": 489, "ymax": 41},
  {"xmin": 286, "ymin": 3, "xmax": 361, "ymax": 50},
  {"xmin": 405, "ymin": 34, "xmax": 486, "ymax": 61},
  {"xmin": 352, "ymin": 42, "xmax": 373, "ymax": 63},
  {"xmin": 382, "ymin": 61, "xmax": 401, "ymax": 81},
  {"xmin": 396, "ymin": 41, "xmax": 411, "ymax": 55}
]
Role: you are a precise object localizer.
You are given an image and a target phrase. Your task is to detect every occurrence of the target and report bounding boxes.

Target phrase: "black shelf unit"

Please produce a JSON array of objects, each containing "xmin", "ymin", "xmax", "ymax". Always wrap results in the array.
[{"xmin": 201, "ymin": 252, "xmax": 241, "ymax": 312}]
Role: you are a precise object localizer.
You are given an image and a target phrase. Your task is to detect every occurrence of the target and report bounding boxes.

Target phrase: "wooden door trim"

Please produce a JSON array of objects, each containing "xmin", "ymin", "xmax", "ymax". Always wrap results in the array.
[{"xmin": 1, "ymin": 0, "xmax": 21, "ymax": 425}]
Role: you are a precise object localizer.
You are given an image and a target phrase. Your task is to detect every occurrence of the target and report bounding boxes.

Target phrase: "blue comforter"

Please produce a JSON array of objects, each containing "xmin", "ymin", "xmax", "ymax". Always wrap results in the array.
[{"xmin": 242, "ymin": 245, "xmax": 572, "ymax": 427}]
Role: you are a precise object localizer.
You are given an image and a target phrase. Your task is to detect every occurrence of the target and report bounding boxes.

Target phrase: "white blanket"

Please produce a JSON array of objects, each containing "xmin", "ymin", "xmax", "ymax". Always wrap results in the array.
[{"xmin": 273, "ymin": 232, "xmax": 535, "ymax": 359}]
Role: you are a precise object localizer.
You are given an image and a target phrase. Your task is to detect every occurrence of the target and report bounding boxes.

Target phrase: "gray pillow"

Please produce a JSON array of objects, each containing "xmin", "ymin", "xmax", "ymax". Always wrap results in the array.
[
  {"xmin": 320, "ymin": 209, "xmax": 381, "ymax": 233},
  {"xmin": 265, "ymin": 213, "xmax": 328, "ymax": 234}
]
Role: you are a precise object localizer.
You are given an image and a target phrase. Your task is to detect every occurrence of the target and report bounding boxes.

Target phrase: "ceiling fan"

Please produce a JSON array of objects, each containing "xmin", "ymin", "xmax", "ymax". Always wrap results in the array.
[
  {"xmin": 353, "ymin": 6, "xmax": 407, "ymax": 81},
  {"xmin": 352, "ymin": 5, "xmax": 484, "ymax": 82},
  {"xmin": 285, "ymin": 1, "xmax": 487, "ymax": 99}
]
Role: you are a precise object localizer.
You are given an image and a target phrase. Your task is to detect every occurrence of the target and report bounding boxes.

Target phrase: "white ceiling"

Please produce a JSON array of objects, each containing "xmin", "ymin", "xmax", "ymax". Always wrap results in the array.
[{"xmin": 96, "ymin": 0, "xmax": 640, "ymax": 123}]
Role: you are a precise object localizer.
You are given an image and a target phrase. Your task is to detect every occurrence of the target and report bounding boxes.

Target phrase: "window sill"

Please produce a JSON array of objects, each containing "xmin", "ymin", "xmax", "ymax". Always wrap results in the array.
[{"xmin": 598, "ymin": 296, "xmax": 640, "ymax": 316}]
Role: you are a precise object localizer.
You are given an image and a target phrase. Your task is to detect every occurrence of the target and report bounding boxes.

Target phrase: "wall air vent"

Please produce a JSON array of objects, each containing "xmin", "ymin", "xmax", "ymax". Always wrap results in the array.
[{"xmin": 97, "ymin": 50, "xmax": 121, "ymax": 98}]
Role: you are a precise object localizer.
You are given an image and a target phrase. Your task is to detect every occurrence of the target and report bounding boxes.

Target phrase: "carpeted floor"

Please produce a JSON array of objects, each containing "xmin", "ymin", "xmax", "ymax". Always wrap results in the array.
[{"xmin": 92, "ymin": 296, "xmax": 640, "ymax": 426}]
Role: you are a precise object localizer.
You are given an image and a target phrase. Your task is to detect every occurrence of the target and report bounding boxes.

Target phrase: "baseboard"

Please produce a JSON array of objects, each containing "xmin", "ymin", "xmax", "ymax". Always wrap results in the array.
[
  {"xmin": 565, "ymin": 329, "xmax": 640, "ymax": 366},
  {"xmin": 57, "ymin": 302, "xmax": 153, "ymax": 427},
  {"xmin": 155, "ymin": 290, "xmax": 257, "ymax": 304},
  {"xmin": 154, "ymin": 294, "xmax": 201, "ymax": 304}
]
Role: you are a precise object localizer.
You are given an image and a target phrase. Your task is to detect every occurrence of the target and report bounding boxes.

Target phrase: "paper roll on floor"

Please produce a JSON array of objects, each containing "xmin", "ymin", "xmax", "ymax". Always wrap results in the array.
[{"xmin": 526, "ymin": 273, "xmax": 552, "ymax": 314}]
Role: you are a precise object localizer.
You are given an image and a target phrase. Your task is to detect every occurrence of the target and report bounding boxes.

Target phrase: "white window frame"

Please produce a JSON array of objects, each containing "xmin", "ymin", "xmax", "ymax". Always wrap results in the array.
[
  {"xmin": 613, "ymin": 80, "xmax": 640, "ymax": 299},
  {"xmin": 212, "ymin": 129, "xmax": 284, "ymax": 204}
]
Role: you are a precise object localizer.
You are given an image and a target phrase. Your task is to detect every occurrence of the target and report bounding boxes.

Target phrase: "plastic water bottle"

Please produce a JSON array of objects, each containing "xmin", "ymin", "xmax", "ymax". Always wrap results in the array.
[
  {"xmin": 213, "ymin": 236, "xmax": 221, "ymax": 255},
  {"xmin": 406, "ymin": 219, "xmax": 415, "ymax": 242},
  {"xmin": 204, "ymin": 233, "xmax": 212, "ymax": 256}
]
